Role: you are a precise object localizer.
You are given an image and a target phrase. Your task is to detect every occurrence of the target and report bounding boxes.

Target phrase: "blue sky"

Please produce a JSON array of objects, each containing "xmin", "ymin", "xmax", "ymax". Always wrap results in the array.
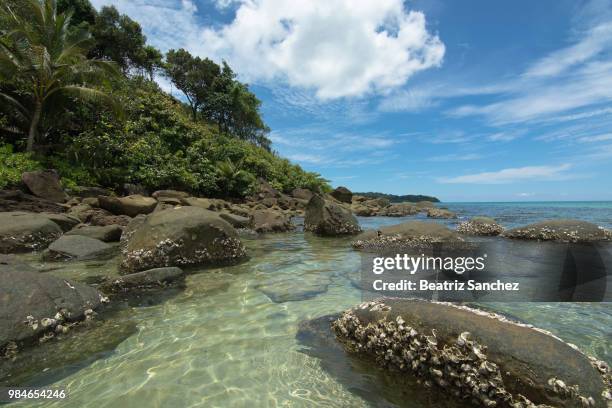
[{"xmin": 91, "ymin": 0, "xmax": 612, "ymax": 201}]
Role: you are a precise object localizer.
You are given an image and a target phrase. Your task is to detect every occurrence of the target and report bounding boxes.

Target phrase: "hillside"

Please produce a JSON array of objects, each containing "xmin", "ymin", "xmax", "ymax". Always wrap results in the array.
[{"xmin": 355, "ymin": 192, "xmax": 440, "ymax": 203}]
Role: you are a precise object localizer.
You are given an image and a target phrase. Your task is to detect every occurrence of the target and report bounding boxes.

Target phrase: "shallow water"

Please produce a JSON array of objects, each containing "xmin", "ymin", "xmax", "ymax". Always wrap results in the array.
[{"xmin": 7, "ymin": 214, "xmax": 612, "ymax": 408}]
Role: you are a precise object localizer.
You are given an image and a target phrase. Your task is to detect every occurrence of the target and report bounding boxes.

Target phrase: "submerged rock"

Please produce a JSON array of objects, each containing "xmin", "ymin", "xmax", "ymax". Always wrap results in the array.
[
  {"xmin": 251, "ymin": 209, "xmax": 294, "ymax": 233},
  {"xmin": 43, "ymin": 235, "xmax": 115, "ymax": 261},
  {"xmin": 21, "ymin": 170, "xmax": 68, "ymax": 203},
  {"xmin": 305, "ymin": 195, "xmax": 361, "ymax": 236},
  {"xmin": 66, "ymin": 224, "xmax": 123, "ymax": 242},
  {"xmin": 352, "ymin": 221, "xmax": 463, "ymax": 251},
  {"xmin": 0, "ymin": 268, "xmax": 105, "ymax": 352},
  {"xmin": 100, "ymin": 267, "xmax": 185, "ymax": 293},
  {"xmin": 120, "ymin": 206, "xmax": 247, "ymax": 273},
  {"xmin": 0, "ymin": 212, "xmax": 63, "ymax": 253},
  {"xmin": 98, "ymin": 194, "xmax": 157, "ymax": 217},
  {"xmin": 457, "ymin": 217, "xmax": 504, "ymax": 236},
  {"xmin": 256, "ymin": 273, "xmax": 332, "ymax": 303},
  {"xmin": 503, "ymin": 219, "xmax": 612, "ymax": 243},
  {"xmin": 332, "ymin": 299, "xmax": 611, "ymax": 408}
]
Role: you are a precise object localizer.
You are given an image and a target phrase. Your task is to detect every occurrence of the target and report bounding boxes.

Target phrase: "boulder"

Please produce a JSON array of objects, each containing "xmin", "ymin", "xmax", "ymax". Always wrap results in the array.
[
  {"xmin": 67, "ymin": 204, "xmax": 131, "ymax": 226},
  {"xmin": 292, "ymin": 188, "xmax": 314, "ymax": 201},
  {"xmin": 0, "ymin": 212, "xmax": 63, "ymax": 253},
  {"xmin": 180, "ymin": 197, "xmax": 229, "ymax": 211},
  {"xmin": 305, "ymin": 195, "xmax": 361, "ymax": 236},
  {"xmin": 426, "ymin": 207, "xmax": 457, "ymax": 219},
  {"xmin": 330, "ymin": 186, "xmax": 353, "ymax": 203},
  {"xmin": 457, "ymin": 217, "xmax": 504, "ymax": 236},
  {"xmin": 252, "ymin": 178, "xmax": 282, "ymax": 200},
  {"xmin": 100, "ymin": 267, "xmax": 185, "ymax": 293},
  {"xmin": 82, "ymin": 197, "xmax": 99, "ymax": 207},
  {"xmin": 332, "ymin": 299, "xmax": 611, "ymax": 408},
  {"xmin": 415, "ymin": 201, "xmax": 435, "ymax": 209},
  {"xmin": 0, "ymin": 190, "xmax": 66, "ymax": 213},
  {"xmin": 379, "ymin": 203, "xmax": 419, "ymax": 217},
  {"xmin": 503, "ymin": 219, "xmax": 612, "ymax": 243},
  {"xmin": 220, "ymin": 213, "xmax": 251, "ymax": 228},
  {"xmin": 21, "ymin": 170, "xmax": 68, "ymax": 203},
  {"xmin": 98, "ymin": 194, "xmax": 157, "ymax": 217},
  {"xmin": 43, "ymin": 235, "xmax": 114, "ymax": 261},
  {"xmin": 152, "ymin": 190, "xmax": 190, "ymax": 200},
  {"xmin": 352, "ymin": 204, "xmax": 375, "ymax": 216},
  {"xmin": 41, "ymin": 213, "xmax": 81, "ymax": 232},
  {"xmin": 352, "ymin": 221, "xmax": 463, "ymax": 251},
  {"xmin": 120, "ymin": 207, "xmax": 247, "ymax": 273},
  {"xmin": 251, "ymin": 209, "xmax": 294, "ymax": 233},
  {"xmin": 0, "ymin": 268, "xmax": 105, "ymax": 349},
  {"xmin": 65, "ymin": 224, "xmax": 123, "ymax": 242}
]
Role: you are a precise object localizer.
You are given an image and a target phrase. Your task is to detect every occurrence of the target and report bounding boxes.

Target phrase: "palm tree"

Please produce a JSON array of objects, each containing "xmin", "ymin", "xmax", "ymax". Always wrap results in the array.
[{"xmin": 0, "ymin": 0, "xmax": 120, "ymax": 152}]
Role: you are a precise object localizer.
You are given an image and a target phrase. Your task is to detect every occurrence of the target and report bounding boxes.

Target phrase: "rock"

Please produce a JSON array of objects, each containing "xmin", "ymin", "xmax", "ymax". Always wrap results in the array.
[
  {"xmin": 330, "ymin": 186, "xmax": 353, "ymax": 203},
  {"xmin": 65, "ymin": 224, "xmax": 123, "ymax": 242},
  {"xmin": 155, "ymin": 196, "xmax": 182, "ymax": 206},
  {"xmin": 67, "ymin": 204, "xmax": 131, "ymax": 226},
  {"xmin": 503, "ymin": 219, "xmax": 612, "ymax": 243},
  {"xmin": 100, "ymin": 267, "xmax": 185, "ymax": 293},
  {"xmin": 251, "ymin": 209, "xmax": 294, "ymax": 233},
  {"xmin": 43, "ymin": 235, "xmax": 115, "ymax": 261},
  {"xmin": 21, "ymin": 170, "xmax": 68, "ymax": 203},
  {"xmin": 352, "ymin": 204, "xmax": 375, "ymax": 216},
  {"xmin": 0, "ymin": 268, "xmax": 104, "ymax": 349},
  {"xmin": 332, "ymin": 299, "xmax": 611, "ymax": 408},
  {"xmin": 0, "ymin": 190, "xmax": 66, "ymax": 213},
  {"xmin": 98, "ymin": 194, "xmax": 157, "ymax": 217},
  {"xmin": 379, "ymin": 203, "xmax": 419, "ymax": 217},
  {"xmin": 352, "ymin": 221, "xmax": 463, "ymax": 251},
  {"xmin": 151, "ymin": 190, "xmax": 190, "ymax": 199},
  {"xmin": 0, "ymin": 212, "xmax": 63, "ymax": 253},
  {"xmin": 81, "ymin": 197, "xmax": 99, "ymax": 207},
  {"xmin": 220, "ymin": 213, "xmax": 251, "ymax": 228},
  {"xmin": 426, "ymin": 207, "xmax": 457, "ymax": 219},
  {"xmin": 292, "ymin": 188, "xmax": 314, "ymax": 201},
  {"xmin": 120, "ymin": 207, "xmax": 247, "ymax": 273},
  {"xmin": 305, "ymin": 195, "xmax": 361, "ymax": 236},
  {"xmin": 257, "ymin": 273, "xmax": 332, "ymax": 303},
  {"xmin": 252, "ymin": 178, "xmax": 282, "ymax": 200},
  {"xmin": 69, "ymin": 186, "xmax": 113, "ymax": 198},
  {"xmin": 180, "ymin": 197, "xmax": 229, "ymax": 211},
  {"xmin": 41, "ymin": 213, "xmax": 81, "ymax": 232},
  {"xmin": 415, "ymin": 201, "xmax": 435, "ymax": 209},
  {"xmin": 457, "ymin": 217, "xmax": 504, "ymax": 236}
]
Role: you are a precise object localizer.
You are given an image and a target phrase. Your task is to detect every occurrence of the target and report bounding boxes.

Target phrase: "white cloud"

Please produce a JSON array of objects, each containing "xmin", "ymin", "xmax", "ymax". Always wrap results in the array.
[
  {"xmin": 578, "ymin": 133, "xmax": 612, "ymax": 142},
  {"xmin": 439, "ymin": 164, "xmax": 573, "ymax": 184},
  {"xmin": 199, "ymin": 0, "xmax": 445, "ymax": 99}
]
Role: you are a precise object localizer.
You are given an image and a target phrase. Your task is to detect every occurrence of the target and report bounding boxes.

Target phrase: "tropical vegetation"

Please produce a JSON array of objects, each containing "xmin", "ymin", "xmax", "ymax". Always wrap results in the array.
[{"xmin": 0, "ymin": 0, "xmax": 329, "ymax": 197}]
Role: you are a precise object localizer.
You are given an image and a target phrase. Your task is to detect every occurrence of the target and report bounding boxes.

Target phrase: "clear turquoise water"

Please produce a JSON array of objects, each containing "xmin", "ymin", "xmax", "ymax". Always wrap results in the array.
[{"xmin": 6, "ymin": 206, "xmax": 612, "ymax": 408}]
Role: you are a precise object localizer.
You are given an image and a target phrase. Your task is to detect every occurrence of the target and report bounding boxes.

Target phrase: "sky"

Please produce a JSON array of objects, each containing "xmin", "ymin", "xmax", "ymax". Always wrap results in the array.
[{"xmin": 90, "ymin": 0, "xmax": 612, "ymax": 202}]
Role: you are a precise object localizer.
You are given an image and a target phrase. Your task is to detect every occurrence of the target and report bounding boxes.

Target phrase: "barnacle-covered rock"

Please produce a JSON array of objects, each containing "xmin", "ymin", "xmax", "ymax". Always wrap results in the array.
[
  {"xmin": 305, "ymin": 194, "xmax": 361, "ymax": 236},
  {"xmin": 352, "ymin": 221, "xmax": 463, "ymax": 252},
  {"xmin": 457, "ymin": 217, "xmax": 504, "ymax": 236},
  {"xmin": 119, "ymin": 206, "xmax": 247, "ymax": 273},
  {"xmin": 503, "ymin": 220, "xmax": 612, "ymax": 243},
  {"xmin": 332, "ymin": 298, "xmax": 610, "ymax": 408},
  {"xmin": 0, "ymin": 212, "xmax": 63, "ymax": 253}
]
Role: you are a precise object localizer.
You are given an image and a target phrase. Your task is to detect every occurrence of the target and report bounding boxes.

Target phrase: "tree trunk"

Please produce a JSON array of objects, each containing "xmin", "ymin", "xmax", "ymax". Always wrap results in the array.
[{"xmin": 26, "ymin": 101, "xmax": 42, "ymax": 153}]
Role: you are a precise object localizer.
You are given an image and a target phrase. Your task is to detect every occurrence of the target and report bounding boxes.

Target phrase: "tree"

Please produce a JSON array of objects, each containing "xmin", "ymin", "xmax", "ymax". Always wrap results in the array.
[
  {"xmin": 0, "ymin": 0, "xmax": 121, "ymax": 152},
  {"xmin": 90, "ymin": 6, "xmax": 146, "ymax": 73},
  {"xmin": 137, "ymin": 45, "xmax": 163, "ymax": 81},
  {"xmin": 57, "ymin": 0, "xmax": 96, "ymax": 28},
  {"xmin": 165, "ymin": 48, "xmax": 220, "ymax": 122}
]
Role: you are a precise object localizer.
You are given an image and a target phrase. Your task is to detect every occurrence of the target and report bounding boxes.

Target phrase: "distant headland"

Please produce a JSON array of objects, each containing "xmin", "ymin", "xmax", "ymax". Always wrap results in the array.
[{"xmin": 354, "ymin": 192, "xmax": 440, "ymax": 203}]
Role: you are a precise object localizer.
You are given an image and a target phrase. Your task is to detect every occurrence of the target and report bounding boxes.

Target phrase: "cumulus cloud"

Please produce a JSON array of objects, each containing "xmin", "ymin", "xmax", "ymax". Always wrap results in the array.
[
  {"xmin": 199, "ymin": 0, "xmax": 445, "ymax": 99},
  {"xmin": 439, "ymin": 164, "xmax": 573, "ymax": 184}
]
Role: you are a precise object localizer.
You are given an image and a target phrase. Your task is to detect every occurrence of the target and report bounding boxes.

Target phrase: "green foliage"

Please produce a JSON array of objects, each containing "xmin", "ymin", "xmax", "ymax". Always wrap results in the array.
[{"xmin": 0, "ymin": 144, "xmax": 41, "ymax": 189}]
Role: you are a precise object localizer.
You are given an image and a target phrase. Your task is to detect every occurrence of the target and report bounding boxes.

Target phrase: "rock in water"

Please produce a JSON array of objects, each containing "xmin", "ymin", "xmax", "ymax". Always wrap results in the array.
[
  {"xmin": 0, "ymin": 268, "xmax": 104, "ymax": 349},
  {"xmin": 100, "ymin": 267, "xmax": 185, "ymax": 293},
  {"xmin": 304, "ymin": 195, "xmax": 361, "ymax": 236},
  {"xmin": 120, "ymin": 206, "xmax": 247, "ymax": 273},
  {"xmin": 426, "ymin": 207, "xmax": 457, "ymax": 219},
  {"xmin": 503, "ymin": 219, "xmax": 612, "ymax": 243},
  {"xmin": 21, "ymin": 170, "xmax": 68, "ymax": 203},
  {"xmin": 330, "ymin": 186, "xmax": 353, "ymax": 203},
  {"xmin": 43, "ymin": 235, "xmax": 115, "ymax": 261},
  {"xmin": 251, "ymin": 209, "xmax": 294, "ymax": 233},
  {"xmin": 98, "ymin": 194, "xmax": 157, "ymax": 217},
  {"xmin": 457, "ymin": 217, "xmax": 504, "ymax": 236},
  {"xmin": 0, "ymin": 212, "xmax": 63, "ymax": 253},
  {"xmin": 332, "ymin": 299, "xmax": 611, "ymax": 408},
  {"xmin": 352, "ymin": 220, "xmax": 462, "ymax": 251},
  {"xmin": 65, "ymin": 224, "xmax": 123, "ymax": 242}
]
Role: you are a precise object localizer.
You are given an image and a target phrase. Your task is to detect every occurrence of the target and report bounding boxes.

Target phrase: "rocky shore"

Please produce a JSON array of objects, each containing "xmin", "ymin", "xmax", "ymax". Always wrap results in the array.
[{"xmin": 1, "ymin": 173, "xmax": 611, "ymax": 405}]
